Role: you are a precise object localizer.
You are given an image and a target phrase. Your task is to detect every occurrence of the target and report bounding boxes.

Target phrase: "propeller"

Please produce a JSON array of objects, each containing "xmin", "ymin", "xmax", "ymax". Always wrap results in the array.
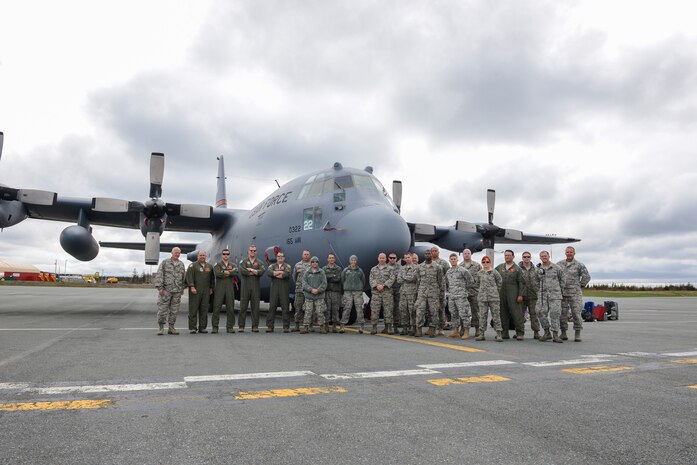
[
  {"xmin": 0, "ymin": 132, "xmax": 58, "ymax": 205},
  {"xmin": 0, "ymin": 131, "xmax": 3, "ymax": 161},
  {"xmin": 456, "ymin": 189, "xmax": 523, "ymax": 261},
  {"xmin": 91, "ymin": 152, "xmax": 212, "ymax": 265}
]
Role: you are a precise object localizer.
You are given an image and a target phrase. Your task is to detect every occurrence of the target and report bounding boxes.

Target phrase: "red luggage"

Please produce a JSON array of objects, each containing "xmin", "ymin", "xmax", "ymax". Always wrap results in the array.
[{"xmin": 593, "ymin": 305, "xmax": 606, "ymax": 321}]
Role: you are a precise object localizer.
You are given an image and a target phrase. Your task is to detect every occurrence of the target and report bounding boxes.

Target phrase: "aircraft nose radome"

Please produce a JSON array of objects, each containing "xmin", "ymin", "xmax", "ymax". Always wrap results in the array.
[{"xmin": 335, "ymin": 205, "xmax": 411, "ymax": 263}]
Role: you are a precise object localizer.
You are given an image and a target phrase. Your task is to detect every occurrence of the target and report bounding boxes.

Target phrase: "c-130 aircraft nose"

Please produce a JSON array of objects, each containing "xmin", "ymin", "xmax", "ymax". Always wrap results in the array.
[{"xmin": 334, "ymin": 204, "xmax": 411, "ymax": 264}]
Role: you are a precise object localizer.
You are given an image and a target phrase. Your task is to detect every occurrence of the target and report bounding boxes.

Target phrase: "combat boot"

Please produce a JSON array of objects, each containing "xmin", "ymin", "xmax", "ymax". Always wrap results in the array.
[
  {"xmin": 533, "ymin": 330, "xmax": 540, "ymax": 340},
  {"xmin": 168, "ymin": 326, "xmax": 179, "ymax": 335},
  {"xmin": 320, "ymin": 325, "xmax": 327, "ymax": 334},
  {"xmin": 283, "ymin": 327, "xmax": 290, "ymax": 333},
  {"xmin": 561, "ymin": 330, "xmax": 568, "ymax": 341},
  {"xmin": 415, "ymin": 327, "xmax": 423, "ymax": 337},
  {"xmin": 448, "ymin": 328, "xmax": 460, "ymax": 338},
  {"xmin": 211, "ymin": 327, "xmax": 219, "ymax": 334},
  {"xmin": 157, "ymin": 324, "xmax": 164, "ymax": 336},
  {"xmin": 400, "ymin": 326, "xmax": 408, "ymax": 336},
  {"xmin": 539, "ymin": 329, "xmax": 551, "ymax": 342},
  {"xmin": 381, "ymin": 325, "xmax": 389, "ymax": 334},
  {"xmin": 408, "ymin": 326, "xmax": 415, "ymax": 336},
  {"xmin": 437, "ymin": 328, "xmax": 445, "ymax": 336},
  {"xmin": 226, "ymin": 327, "xmax": 235, "ymax": 333},
  {"xmin": 371, "ymin": 324, "xmax": 378, "ymax": 335},
  {"xmin": 300, "ymin": 325, "xmax": 309, "ymax": 334},
  {"xmin": 495, "ymin": 330, "xmax": 503, "ymax": 342},
  {"xmin": 339, "ymin": 324, "xmax": 345, "ymax": 333},
  {"xmin": 475, "ymin": 329, "xmax": 485, "ymax": 341},
  {"xmin": 553, "ymin": 331, "xmax": 563, "ymax": 343},
  {"xmin": 515, "ymin": 332, "xmax": 524, "ymax": 341},
  {"xmin": 266, "ymin": 327, "xmax": 274, "ymax": 333},
  {"xmin": 387, "ymin": 324, "xmax": 394, "ymax": 335},
  {"xmin": 461, "ymin": 327, "xmax": 470, "ymax": 340},
  {"xmin": 332, "ymin": 323, "xmax": 339, "ymax": 333},
  {"xmin": 428, "ymin": 327, "xmax": 435, "ymax": 338},
  {"xmin": 574, "ymin": 330, "xmax": 582, "ymax": 342},
  {"xmin": 291, "ymin": 323, "xmax": 300, "ymax": 332},
  {"xmin": 358, "ymin": 324, "xmax": 364, "ymax": 334}
]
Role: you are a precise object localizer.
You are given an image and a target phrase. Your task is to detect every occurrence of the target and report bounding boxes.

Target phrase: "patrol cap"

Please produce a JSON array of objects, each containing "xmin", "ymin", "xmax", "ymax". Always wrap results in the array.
[
  {"xmin": 311, "ymin": 256, "xmax": 319, "ymax": 262},
  {"xmin": 349, "ymin": 255, "xmax": 358, "ymax": 261}
]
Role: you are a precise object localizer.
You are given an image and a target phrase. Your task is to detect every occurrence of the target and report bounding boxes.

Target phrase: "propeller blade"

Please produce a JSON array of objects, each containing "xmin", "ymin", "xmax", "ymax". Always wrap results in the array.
[
  {"xmin": 503, "ymin": 228, "xmax": 523, "ymax": 241},
  {"xmin": 17, "ymin": 189, "xmax": 57, "ymax": 205},
  {"xmin": 487, "ymin": 189, "xmax": 495, "ymax": 224},
  {"xmin": 455, "ymin": 220, "xmax": 477, "ymax": 233},
  {"xmin": 392, "ymin": 180, "xmax": 402, "ymax": 213},
  {"xmin": 144, "ymin": 231, "xmax": 161, "ymax": 265},
  {"xmin": 414, "ymin": 223, "xmax": 436, "ymax": 236},
  {"xmin": 165, "ymin": 203, "xmax": 212, "ymax": 218},
  {"xmin": 486, "ymin": 248, "xmax": 494, "ymax": 262},
  {"xmin": 92, "ymin": 197, "xmax": 130, "ymax": 213},
  {"xmin": 149, "ymin": 152, "xmax": 164, "ymax": 198},
  {"xmin": 0, "ymin": 131, "xmax": 4, "ymax": 161}
]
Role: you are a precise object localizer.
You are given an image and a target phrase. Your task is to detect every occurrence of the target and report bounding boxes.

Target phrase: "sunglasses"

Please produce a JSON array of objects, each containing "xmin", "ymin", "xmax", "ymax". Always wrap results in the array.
[
  {"xmin": 222, "ymin": 252, "xmax": 230, "ymax": 255},
  {"xmin": 389, "ymin": 257, "xmax": 397, "ymax": 259}
]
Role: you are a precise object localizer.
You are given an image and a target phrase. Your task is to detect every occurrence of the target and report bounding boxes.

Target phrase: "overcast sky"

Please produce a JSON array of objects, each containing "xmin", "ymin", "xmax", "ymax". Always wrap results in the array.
[{"xmin": 1, "ymin": 0, "xmax": 696, "ymax": 284}]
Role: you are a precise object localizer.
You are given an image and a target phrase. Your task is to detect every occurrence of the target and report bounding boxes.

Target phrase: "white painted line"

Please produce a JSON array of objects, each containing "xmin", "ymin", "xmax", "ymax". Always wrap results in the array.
[
  {"xmin": 27, "ymin": 382, "xmax": 188, "ymax": 395},
  {"xmin": 523, "ymin": 358, "xmax": 613, "ymax": 367},
  {"xmin": 581, "ymin": 354, "xmax": 617, "ymax": 358},
  {"xmin": 0, "ymin": 383, "xmax": 30, "ymax": 390},
  {"xmin": 320, "ymin": 369, "xmax": 440, "ymax": 380},
  {"xmin": 664, "ymin": 351, "xmax": 697, "ymax": 357},
  {"xmin": 119, "ymin": 328, "xmax": 157, "ymax": 330},
  {"xmin": 184, "ymin": 370, "xmax": 315, "ymax": 383},
  {"xmin": 617, "ymin": 352, "xmax": 657, "ymax": 357},
  {"xmin": 0, "ymin": 328, "xmax": 102, "ymax": 331},
  {"xmin": 418, "ymin": 360, "xmax": 517, "ymax": 369}
]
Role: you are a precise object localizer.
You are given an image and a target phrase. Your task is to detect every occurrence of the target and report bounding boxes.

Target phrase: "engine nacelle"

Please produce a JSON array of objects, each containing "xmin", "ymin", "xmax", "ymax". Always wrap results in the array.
[
  {"xmin": 60, "ymin": 225, "xmax": 99, "ymax": 261},
  {"xmin": 0, "ymin": 200, "xmax": 27, "ymax": 228}
]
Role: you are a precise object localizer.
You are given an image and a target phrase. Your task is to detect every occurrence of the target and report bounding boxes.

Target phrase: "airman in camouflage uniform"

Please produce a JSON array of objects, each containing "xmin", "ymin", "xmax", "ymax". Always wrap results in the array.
[
  {"xmin": 495, "ymin": 250, "xmax": 526, "ymax": 340},
  {"xmin": 186, "ymin": 250, "xmax": 215, "ymax": 333},
  {"xmin": 369, "ymin": 253, "xmax": 396, "ymax": 334},
  {"xmin": 461, "ymin": 249, "xmax": 482, "ymax": 331},
  {"xmin": 212, "ymin": 248, "xmax": 238, "ymax": 333},
  {"xmin": 387, "ymin": 252, "xmax": 402, "ymax": 332},
  {"xmin": 431, "ymin": 246, "xmax": 450, "ymax": 333},
  {"xmin": 414, "ymin": 250, "xmax": 444, "ymax": 338},
  {"xmin": 519, "ymin": 252, "xmax": 541, "ymax": 339},
  {"xmin": 238, "ymin": 244, "xmax": 266, "ymax": 332},
  {"xmin": 536, "ymin": 250, "xmax": 565, "ymax": 342},
  {"xmin": 266, "ymin": 251, "xmax": 292, "ymax": 332},
  {"xmin": 557, "ymin": 246, "xmax": 591, "ymax": 342},
  {"xmin": 446, "ymin": 254, "xmax": 474, "ymax": 339},
  {"xmin": 323, "ymin": 253, "xmax": 343, "ymax": 332},
  {"xmin": 340, "ymin": 255, "xmax": 366, "ymax": 333},
  {"xmin": 301, "ymin": 256, "xmax": 327, "ymax": 333},
  {"xmin": 155, "ymin": 247, "xmax": 186, "ymax": 335},
  {"xmin": 292, "ymin": 250, "xmax": 312, "ymax": 332},
  {"xmin": 398, "ymin": 253, "xmax": 419, "ymax": 336},
  {"xmin": 476, "ymin": 256, "xmax": 503, "ymax": 341}
]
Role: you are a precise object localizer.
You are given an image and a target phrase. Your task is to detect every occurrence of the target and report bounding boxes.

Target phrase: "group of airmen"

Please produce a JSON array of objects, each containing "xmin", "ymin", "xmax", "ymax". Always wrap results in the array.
[{"xmin": 154, "ymin": 244, "xmax": 590, "ymax": 343}]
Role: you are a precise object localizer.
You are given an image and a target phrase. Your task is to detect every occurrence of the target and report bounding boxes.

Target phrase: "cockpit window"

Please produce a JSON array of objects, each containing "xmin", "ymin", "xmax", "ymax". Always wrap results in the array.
[
  {"xmin": 298, "ymin": 173, "xmax": 332, "ymax": 199},
  {"xmin": 335, "ymin": 175, "xmax": 353, "ymax": 189},
  {"xmin": 352, "ymin": 174, "xmax": 375, "ymax": 189}
]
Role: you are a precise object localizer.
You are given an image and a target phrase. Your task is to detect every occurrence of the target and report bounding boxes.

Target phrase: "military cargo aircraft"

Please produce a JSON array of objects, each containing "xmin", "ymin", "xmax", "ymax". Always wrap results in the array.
[{"xmin": 0, "ymin": 130, "xmax": 579, "ymax": 300}]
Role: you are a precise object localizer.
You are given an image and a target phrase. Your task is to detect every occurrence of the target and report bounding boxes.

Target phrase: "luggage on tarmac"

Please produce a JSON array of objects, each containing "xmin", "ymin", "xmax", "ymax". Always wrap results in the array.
[
  {"xmin": 593, "ymin": 304, "xmax": 606, "ymax": 321},
  {"xmin": 604, "ymin": 301, "xmax": 619, "ymax": 320},
  {"xmin": 582, "ymin": 301, "xmax": 595, "ymax": 322}
]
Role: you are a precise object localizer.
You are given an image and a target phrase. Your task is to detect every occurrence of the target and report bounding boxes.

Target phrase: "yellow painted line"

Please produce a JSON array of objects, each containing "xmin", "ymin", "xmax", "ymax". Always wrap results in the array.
[
  {"xmin": 562, "ymin": 365, "xmax": 633, "ymax": 375},
  {"xmin": 234, "ymin": 386, "xmax": 346, "ymax": 400},
  {"xmin": 688, "ymin": 385, "xmax": 697, "ymax": 390},
  {"xmin": 344, "ymin": 328, "xmax": 485, "ymax": 353},
  {"xmin": 672, "ymin": 359, "xmax": 697, "ymax": 364},
  {"xmin": 428, "ymin": 375, "xmax": 510, "ymax": 386},
  {"xmin": 0, "ymin": 399, "xmax": 113, "ymax": 412}
]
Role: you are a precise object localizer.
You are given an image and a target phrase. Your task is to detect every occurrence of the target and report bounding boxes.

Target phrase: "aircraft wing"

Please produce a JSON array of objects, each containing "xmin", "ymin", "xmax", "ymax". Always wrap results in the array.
[
  {"xmin": 495, "ymin": 232, "xmax": 580, "ymax": 245},
  {"xmin": 98, "ymin": 242, "xmax": 200, "ymax": 253}
]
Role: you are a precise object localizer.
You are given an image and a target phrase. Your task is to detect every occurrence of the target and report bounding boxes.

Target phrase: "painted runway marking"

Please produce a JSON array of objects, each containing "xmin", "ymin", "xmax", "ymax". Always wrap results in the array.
[
  {"xmin": 689, "ymin": 385, "xmax": 697, "ymax": 390},
  {"xmin": 234, "ymin": 386, "xmax": 346, "ymax": 400},
  {"xmin": 320, "ymin": 369, "xmax": 439, "ymax": 380},
  {"xmin": 0, "ymin": 400, "xmax": 113, "ymax": 412},
  {"xmin": 27, "ymin": 382, "xmax": 187, "ymax": 395},
  {"xmin": 418, "ymin": 360, "xmax": 517, "ymax": 369},
  {"xmin": 523, "ymin": 358, "xmax": 613, "ymax": 367},
  {"xmin": 0, "ymin": 328, "xmax": 102, "ymax": 331},
  {"xmin": 343, "ymin": 328, "xmax": 485, "ymax": 352},
  {"xmin": 562, "ymin": 365, "xmax": 634, "ymax": 375},
  {"xmin": 185, "ymin": 371, "xmax": 315, "ymax": 383},
  {"xmin": 428, "ymin": 375, "xmax": 510, "ymax": 386},
  {"xmin": 664, "ymin": 351, "xmax": 697, "ymax": 357},
  {"xmin": 672, "ymin": 359, "xmax": 697, "ymax": 364},
  {"xmin": 0, "ymin": 383, "xmax": 29, "ymax": 390},
  {"xmin": 617, "ymin": 352, "xmax": 657, "ymax": 357}
]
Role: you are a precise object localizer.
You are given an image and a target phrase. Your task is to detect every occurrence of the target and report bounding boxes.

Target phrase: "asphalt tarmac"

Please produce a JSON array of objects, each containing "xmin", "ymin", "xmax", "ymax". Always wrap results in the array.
[{"xmin": 1, "ymin": 286, "xmax": 696, "ymax": 465}]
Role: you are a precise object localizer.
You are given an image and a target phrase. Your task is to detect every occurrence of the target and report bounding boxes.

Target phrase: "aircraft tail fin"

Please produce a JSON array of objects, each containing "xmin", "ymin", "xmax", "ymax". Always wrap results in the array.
[{"xmin": 215, "ymin": 155, "xmax": 227, "ymax": 208}]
